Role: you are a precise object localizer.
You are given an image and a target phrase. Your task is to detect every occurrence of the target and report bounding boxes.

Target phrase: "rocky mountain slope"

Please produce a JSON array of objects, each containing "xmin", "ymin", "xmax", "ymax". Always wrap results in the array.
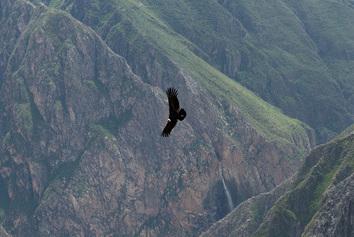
[
  {"xmin": 37, "ymin": 0, "xmax": 354, "ymax": 143},
  {"xmin": 201, "ymin": 127, "xmax": 354, "ymax": 237},
  {"xmin": 0, "ymin": 0, "xmax": 313, "ymax": 236}
]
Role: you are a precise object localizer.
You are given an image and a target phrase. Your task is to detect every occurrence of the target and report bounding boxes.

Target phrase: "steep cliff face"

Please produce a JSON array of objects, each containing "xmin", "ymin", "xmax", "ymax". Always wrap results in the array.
[
  {"xmin": 0, "ymin": 1, "xmax": 313, "ymax": 236},
  {"xmin": 0, "ymin": 0, "xmax": 35, "ymax": 82},
  {"xmin": 200, "ymin": 177, "xmax": 295, "ymax": 237},
  {"xmin": 201, "ymin": 130, "xmax": 354, "ymax": 237}
]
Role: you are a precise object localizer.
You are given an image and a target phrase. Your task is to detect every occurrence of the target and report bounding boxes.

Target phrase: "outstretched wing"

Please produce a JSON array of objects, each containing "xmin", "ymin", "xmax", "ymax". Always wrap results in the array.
[
  {"xmin": 161, "ymin": 119, "xmax": 177, "ymax": 137},
  {"xmin": 166, "ymin": 88, "xmax": 180, "ymax": 114}
]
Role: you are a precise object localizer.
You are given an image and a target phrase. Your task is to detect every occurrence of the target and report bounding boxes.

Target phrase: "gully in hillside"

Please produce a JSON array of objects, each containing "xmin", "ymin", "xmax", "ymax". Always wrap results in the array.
[{"xmin": 161, "ymin": 88, "xmax": 187, "ymax": 137}]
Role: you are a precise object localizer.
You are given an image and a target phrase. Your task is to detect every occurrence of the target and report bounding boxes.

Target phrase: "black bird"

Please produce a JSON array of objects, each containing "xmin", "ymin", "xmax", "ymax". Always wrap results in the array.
[{"xmin": 161, "ymin": 88, "xmax": 186, "ymax": 137}]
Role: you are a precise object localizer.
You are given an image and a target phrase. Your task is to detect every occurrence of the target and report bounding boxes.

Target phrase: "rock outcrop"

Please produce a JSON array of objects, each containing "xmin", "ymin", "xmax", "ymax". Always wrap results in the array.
[{"xmin": 303, "ymin": 173, "xmax": 354, "ymax": 237}]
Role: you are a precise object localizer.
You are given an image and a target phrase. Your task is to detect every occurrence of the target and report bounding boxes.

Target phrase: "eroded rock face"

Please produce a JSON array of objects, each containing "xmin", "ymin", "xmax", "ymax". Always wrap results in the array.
[
  {"xmin": 201, "ymin": 133, "xmax": 354, "ymax": 237},
  {"xmin": 0, "ymin": 1, "xmax": 313, "ymax": 236},
  {"xmin": 200, "ymin": 177, "xmax": 295, "ymax": 237},
  {"xmin": 0, "ymin": 0, "xmax": 35, "ymax": 75},
  {"xmin": 302, "ymin": 174, "xmax": 354, "ymax": 237}
]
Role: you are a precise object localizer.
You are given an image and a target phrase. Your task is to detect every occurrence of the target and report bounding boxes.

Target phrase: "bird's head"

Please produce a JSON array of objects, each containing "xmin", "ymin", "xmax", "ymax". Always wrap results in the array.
[{"xmin": 178, "ymin": 109, "xmax": 186, "ymax": 121}]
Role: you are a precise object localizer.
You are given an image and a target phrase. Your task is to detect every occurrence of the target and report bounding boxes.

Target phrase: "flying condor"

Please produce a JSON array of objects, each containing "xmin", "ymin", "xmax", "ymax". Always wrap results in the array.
[{"xmin": 161, "ymin": 88, "xmax": 186, "ymax": 137}]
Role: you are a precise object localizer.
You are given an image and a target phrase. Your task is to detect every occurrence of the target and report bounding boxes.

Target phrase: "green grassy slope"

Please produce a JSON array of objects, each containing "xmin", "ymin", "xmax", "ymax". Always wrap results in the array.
[
  {"xmin": 138, "ymin": 0, "xmax": 354, "ymax": 142},
  {"xmin": 253, "ymin": 132, "xmax": 354, "ymax": 236},
  {"xmin": 116, "ymin": 0, "xmax": 310, "ymax": 146},
  {"xmin": 43, "ymin": 0, "xmax": 354, "ymax": 143}
]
